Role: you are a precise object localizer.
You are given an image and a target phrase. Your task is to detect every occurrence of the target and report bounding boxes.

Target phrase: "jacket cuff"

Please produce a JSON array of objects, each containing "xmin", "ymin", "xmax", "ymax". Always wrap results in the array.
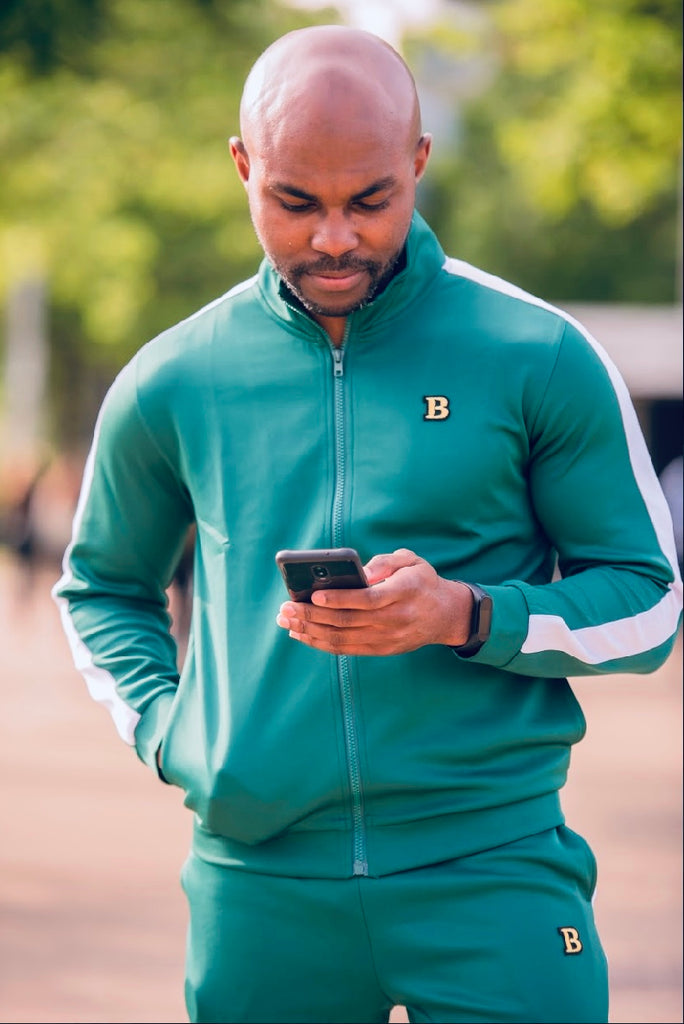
[
  {"xmin": 134, "ymin": 690, "xmax": 176, "ymax": 779},
  {"xmin": 458, "ymin": 583, "xmax": 529, "ymax": 667}
]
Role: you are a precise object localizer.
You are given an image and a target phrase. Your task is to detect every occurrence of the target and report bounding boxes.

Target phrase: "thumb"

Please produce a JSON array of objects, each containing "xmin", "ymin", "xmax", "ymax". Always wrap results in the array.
[{"xmin": 363, "ymin": 548, "xmax": 423, "ymax": 585}]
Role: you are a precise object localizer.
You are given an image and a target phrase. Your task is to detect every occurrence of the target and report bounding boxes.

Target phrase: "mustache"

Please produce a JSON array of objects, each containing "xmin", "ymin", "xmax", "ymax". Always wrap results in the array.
[{"xmin": 291, "ymin": 255, "xmax": 379, "ymax": 276}]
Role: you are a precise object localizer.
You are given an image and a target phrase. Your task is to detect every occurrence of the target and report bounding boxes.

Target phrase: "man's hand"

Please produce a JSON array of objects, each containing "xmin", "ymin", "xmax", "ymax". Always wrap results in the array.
[{"xmin": 276, "ymin": 548, "xmax": 474, "ymax": 656}]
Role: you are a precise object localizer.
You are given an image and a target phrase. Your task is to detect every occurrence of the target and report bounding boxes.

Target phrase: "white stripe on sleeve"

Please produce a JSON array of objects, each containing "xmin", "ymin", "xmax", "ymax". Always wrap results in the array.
[
  {"xmin": 443, "ymin": 258, "xmax": 683, "ymax": 664},
  {"xmin": 521, "ymin": 589, "xmax": 682, "ymax": 661},
  {"xmin": 51, "ymin": 382, "xmax": 140, "ymax": 745}
]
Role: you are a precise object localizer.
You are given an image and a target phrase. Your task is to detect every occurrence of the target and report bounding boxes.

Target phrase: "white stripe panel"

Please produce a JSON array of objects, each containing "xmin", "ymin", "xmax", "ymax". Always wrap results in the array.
[
  {"xmin": 521, "ymin": 590, "xmax": 681, "ymax": 661},
  {"xmin": 55, "ymin": 590, "xmax": 140, "ymax": 744},
  {"xmin": 443, "ymin": 257, "xmax": 683, "ymax": 662},
  {"xmin": 52, "ymin": 395, "xmax": 141, "ymax": 745}
]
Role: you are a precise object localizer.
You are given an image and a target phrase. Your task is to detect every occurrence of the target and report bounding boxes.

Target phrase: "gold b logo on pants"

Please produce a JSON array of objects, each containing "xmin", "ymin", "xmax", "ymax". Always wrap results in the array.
[
  {"xmin": 423, "ymin": 396, "xmax": 450, "ymax": 420},
  {"xmin": 558, "ymin": 927, "xmax": 583, "ymax": 954}
]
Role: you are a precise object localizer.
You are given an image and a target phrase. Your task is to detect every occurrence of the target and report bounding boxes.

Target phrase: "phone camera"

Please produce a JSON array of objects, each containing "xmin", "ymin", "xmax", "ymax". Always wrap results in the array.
[{"xmin": 312, "ymin": 565, "xmax": 330, "ymax": 580}]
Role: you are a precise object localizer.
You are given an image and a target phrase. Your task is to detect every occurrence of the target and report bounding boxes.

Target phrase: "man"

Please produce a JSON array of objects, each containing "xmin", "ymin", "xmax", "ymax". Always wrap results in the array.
[{"xmin": 53, "ymin": 24, "xmax": 682, "ymax": 1024}]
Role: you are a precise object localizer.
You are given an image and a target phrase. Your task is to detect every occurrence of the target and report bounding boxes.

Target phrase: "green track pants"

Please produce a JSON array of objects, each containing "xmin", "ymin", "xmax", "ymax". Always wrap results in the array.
[{"xmin": 181, "ymin": 825, "xmax": 608, "ymax": 1023}]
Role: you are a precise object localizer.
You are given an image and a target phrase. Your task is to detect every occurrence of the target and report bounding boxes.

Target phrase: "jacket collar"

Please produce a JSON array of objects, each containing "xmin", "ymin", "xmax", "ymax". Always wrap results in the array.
[{"xmin": 257, "ymin": 210, "xmax": 445, "ymax": 339}]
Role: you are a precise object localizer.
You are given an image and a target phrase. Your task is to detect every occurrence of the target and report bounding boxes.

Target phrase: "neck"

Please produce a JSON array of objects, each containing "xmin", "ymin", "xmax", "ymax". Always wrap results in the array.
[{"xmin": 314, "ymin": 314, "xmax": 346, "ymax": 347}]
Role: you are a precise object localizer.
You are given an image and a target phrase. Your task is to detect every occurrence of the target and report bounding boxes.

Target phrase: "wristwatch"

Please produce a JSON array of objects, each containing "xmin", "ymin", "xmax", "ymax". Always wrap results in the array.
[{"xmin": 451, "ymin": 582, "xmax": 493, "ymax": 658}]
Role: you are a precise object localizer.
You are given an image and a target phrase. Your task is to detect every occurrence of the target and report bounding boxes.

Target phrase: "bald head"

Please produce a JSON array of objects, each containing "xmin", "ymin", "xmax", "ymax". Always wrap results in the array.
[
  {"xmin": 239, "ymin": 25, "xmax": 423, "ymax": 157},
  {"xmin": 229, "ymin": 26, "xmax": 432, "ymax": 343}
]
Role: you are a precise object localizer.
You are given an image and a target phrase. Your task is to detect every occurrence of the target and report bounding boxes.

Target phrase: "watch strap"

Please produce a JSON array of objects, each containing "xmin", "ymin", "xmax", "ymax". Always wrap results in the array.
[{"xmin": 451, "ymin": 581, "xmax": 493, "ymax": 658}]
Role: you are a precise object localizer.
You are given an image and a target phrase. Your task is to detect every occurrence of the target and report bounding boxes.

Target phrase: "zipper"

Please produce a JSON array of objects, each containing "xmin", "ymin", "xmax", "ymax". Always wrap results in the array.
[
  {"xmin": 330, "ymin": 328, "xmax": 368, "ymax": 877},
  {"xmin": 330, "ymin": 342, "xmax": 346, "ymax": 546},
  {"xmin": 339, "ymin": 651, "xmax": 367, "ymax": 876},
  {"xmin": 278, "ymin": 301, "xmax": 369, "ymax": 877}
]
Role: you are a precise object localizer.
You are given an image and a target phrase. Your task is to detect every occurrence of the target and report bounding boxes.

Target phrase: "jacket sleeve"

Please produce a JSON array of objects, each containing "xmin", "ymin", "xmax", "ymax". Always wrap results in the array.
[
  {"xmin": 52, "ymin": 356, "xmax": 194, "ymax": 772},
  {"xmin": 465, "ymin": 317, "xmax": 683, "ymax": 677}
]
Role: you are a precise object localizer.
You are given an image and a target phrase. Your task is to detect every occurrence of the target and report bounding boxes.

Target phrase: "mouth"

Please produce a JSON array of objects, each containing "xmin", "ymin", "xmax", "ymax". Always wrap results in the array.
[{"xmin": 307, "ymin": 270, "xmax": 366, "ymax": 293}]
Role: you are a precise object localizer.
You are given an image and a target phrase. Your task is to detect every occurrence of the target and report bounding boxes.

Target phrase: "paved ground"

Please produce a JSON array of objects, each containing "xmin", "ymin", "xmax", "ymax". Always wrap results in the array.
[{"xmin": 0, "ymin": 552, "xmax": 681, "ymax": 1024}]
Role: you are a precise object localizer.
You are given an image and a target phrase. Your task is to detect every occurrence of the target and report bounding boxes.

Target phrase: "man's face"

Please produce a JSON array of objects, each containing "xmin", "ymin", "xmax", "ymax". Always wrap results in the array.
[{"xmin": 231, "ymin": 121, "xmax": 430, "ymax": 325}]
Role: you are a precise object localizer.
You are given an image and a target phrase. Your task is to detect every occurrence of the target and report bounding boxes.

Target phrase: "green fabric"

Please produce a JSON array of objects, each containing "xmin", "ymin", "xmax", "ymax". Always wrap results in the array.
[
  {"xmin": 54, "ymin": 211, "xmax": 681, "ymax": 878},
  {"xmin": 181, "ymin": 825, "xmax": 608, "ymax": 1023}
]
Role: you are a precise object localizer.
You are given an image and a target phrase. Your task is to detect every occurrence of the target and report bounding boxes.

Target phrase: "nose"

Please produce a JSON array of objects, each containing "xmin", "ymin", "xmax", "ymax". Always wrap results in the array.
[{"xmin": 310, "ymin": 211, "xmax": 359, "ymax": 258}]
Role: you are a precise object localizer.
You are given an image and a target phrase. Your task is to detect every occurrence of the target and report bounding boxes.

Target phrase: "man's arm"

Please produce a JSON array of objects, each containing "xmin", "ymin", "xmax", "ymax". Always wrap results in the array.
[
  {"xmin": 277, "ymin": 321, "xmax": 682, "ymax": 675},
  {"xmin": 52, "ymin": 357, "xmax": 194, "ymax": 774}
]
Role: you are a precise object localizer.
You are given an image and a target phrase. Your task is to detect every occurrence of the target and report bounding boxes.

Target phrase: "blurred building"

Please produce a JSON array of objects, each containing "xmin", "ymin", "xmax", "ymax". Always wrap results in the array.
[{"xmin": 564, "ymin": 303, "xmax": 683, "ymax": 476}]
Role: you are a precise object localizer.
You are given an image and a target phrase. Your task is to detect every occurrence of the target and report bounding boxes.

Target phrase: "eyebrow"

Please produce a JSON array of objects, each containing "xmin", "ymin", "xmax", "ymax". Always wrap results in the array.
[{"xmin": 269, "ymin": 176, "xmax": 398, "ymax": 203}]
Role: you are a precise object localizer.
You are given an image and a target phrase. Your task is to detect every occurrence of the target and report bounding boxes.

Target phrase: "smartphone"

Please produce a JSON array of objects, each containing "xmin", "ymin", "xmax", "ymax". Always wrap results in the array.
[{"xmin": 275, "ymin": 547, "xmax": 369, "ymax": 602}]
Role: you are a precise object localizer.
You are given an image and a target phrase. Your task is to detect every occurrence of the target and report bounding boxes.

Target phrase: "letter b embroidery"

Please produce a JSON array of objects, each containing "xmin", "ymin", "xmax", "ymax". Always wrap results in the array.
[
  {"xmin": 423, "ymin": 395, "xmax": 450, "ymax": 420},
  {"xmin": 558, "ymin": 927, "xmax": 583, "ymax": 954}
]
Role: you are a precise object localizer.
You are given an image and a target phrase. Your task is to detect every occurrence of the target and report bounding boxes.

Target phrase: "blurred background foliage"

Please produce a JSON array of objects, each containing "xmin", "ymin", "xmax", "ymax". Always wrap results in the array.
[
  {"xmin": 0, "ymin": 0, "xmax": 682, "ymax": 452},
  {"xmin": 0, "ymin": 0, "xmax": 321, "ymax": 446},
  {"xmin": 410, "ymin": 0, "xmax": 682, "ymax": 303}
]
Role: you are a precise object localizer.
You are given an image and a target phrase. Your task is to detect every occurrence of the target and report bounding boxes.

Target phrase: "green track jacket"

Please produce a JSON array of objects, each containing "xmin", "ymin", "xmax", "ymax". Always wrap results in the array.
[{"xmin": 54, "ymin": 212, "xmax": 682, "ymax": 878}]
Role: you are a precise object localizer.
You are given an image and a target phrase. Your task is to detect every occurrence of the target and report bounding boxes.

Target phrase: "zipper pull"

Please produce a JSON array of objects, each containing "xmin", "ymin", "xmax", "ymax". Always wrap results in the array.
[{"xmin": 332, "ymin": 346, "xmax": 344, "ymax": 377}]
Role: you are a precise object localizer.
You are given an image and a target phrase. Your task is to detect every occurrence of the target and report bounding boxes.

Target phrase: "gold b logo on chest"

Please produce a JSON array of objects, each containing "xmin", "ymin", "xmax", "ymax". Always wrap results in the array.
[
  {"xmin": 558, "ymin": 927, "xmax": 583, "ymax": 954},
  {"xmin": 423, "ymin": 395, "xmax": 450, "ymax": 421}
]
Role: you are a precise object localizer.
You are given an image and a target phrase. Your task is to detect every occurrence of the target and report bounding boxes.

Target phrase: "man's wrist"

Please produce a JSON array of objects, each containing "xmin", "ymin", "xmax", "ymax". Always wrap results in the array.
[{"xmin": 450, "ymin": 581, "xmax": 493, "ymax": 658}]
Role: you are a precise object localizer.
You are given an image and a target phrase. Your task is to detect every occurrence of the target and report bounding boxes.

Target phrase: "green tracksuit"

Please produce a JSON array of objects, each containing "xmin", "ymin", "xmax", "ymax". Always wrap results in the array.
[{"xmin": 53, "ymin": 212, "xmax": 682, "ymax": 1022}]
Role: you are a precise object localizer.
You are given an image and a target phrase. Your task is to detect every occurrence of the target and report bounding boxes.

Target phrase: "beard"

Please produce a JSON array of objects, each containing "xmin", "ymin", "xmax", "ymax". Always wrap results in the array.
[{"xmin": 271, "ymin": 249, "xmax": 404, "ymax": 318}]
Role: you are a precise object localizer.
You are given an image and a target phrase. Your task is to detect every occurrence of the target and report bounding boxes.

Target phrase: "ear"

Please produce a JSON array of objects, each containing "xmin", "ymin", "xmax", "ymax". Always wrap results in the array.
[
  {"xmin": 229, "ymin": 136, "xmax": 250, "ymax": 186},
  {"xmin": 414, "ymin": 133, "xmax": 432, "ymax": 183}
]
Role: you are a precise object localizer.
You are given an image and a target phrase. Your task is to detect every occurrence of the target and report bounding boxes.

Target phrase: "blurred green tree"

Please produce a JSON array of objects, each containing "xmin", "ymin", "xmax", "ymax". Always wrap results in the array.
[
  {"xmin": 413, "ymin": 0, "xmax": 682, "ymax": 302},
  {"xmin": 0, "ymin": 0, "xmax": 323, "ymax": 448},
  {"xmin": 1, "ymin": 0, "xmax": 681, "ymax": 452},
  {"xmin": 0, "ymin": 0, "xmax": 109, "ymax": 75}
]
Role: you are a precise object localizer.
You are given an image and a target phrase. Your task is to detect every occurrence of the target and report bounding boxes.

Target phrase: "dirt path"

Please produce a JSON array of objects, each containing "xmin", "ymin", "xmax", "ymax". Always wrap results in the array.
[{"xmin": 0, "ymin": 555, "xmax": 681, "ymax": 1023}]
